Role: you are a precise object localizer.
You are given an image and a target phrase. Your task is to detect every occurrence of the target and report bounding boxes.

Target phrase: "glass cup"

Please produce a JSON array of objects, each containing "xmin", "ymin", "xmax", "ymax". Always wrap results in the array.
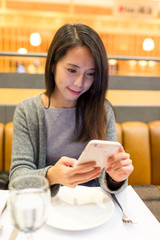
[{"xmin": 8, "ymin": 175, "xmax": 51, "ymax": 238}]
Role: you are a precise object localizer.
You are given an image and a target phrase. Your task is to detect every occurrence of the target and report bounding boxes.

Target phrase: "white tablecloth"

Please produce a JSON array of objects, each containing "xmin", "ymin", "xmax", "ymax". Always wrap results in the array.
[{"xmin": 0, "ymin": 186, "xmax": 160, "ymax": 240}]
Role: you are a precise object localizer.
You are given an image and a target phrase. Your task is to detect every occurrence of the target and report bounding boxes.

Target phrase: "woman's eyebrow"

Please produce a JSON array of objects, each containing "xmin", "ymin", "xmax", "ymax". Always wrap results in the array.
[
  {"xmin": 67, "ymin": 63, "xmax": 80, "ymax": 68},
  {"xmin": 67, "ymin": 63, "xmax": 95, "ymax": 70}
]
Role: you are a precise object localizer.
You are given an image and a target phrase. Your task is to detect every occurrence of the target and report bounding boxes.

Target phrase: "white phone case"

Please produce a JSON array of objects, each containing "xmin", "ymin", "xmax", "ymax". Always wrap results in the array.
[{"xmin": 76, "ymin": 140, "xmax": 121, "ymax": 169}]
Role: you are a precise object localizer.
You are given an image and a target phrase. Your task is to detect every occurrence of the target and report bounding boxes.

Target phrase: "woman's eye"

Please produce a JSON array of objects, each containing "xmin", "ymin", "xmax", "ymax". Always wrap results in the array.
[
  {"xmin": 87, "ymin": 72, "xmax": 95, "ymax": 77},
  {"xmin": 67, "ymin": 68, "xmax": 76, "ymax": 73}
]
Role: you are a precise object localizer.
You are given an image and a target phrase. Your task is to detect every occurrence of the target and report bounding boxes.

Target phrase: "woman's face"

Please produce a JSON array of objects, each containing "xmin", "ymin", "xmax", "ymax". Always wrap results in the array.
[{"xmin": 52, "ymin": 46, "xmax": 95, "ymax": 108}]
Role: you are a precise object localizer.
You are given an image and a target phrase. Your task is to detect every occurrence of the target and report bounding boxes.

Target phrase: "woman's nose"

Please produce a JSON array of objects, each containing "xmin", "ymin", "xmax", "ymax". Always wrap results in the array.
[{"xmin": 74, "ymin": 74, "xmax": 84, "ymax": 87}]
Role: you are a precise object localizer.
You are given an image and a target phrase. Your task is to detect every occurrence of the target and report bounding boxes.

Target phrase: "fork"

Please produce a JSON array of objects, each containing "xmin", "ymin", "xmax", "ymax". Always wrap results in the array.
[
  {"xmin": 0, "ymin": 201, "xmax": 7, "ymax": 229},
  {"xmin": 0, "ymin": 200, "xmax": 7, "ymax": 217},
  {"xmin": 9, "ymin": 228, "xmax": 19, "ymax": 240},
  {"xmin": 110, "ymin": 193, "xmax": 133, "ymax": 223}
]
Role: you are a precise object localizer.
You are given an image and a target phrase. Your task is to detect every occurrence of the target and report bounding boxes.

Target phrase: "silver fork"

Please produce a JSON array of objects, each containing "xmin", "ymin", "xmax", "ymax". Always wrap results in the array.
[{"xmin": 110, "ymin": 193, "xmax": 133, "ymax": 223}]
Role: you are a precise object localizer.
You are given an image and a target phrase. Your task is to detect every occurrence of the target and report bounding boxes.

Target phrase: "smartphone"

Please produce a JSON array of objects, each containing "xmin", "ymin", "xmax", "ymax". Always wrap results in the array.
[{"xmin": 76, "ymin": 140, "xmax": 121, "ymax": 169}]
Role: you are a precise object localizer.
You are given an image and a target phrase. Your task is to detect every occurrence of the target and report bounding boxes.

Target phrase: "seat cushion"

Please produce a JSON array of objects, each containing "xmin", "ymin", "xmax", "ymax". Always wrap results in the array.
[
  {"xmin": 121, "ymin": 121, "xmax": 151, "ymax": 185},
  {"xmin": 4, "ymin": 122, "xmax": 13, "ymax": 171},
  {"xmin": 148, "ymin": 121, "xmax": 160, "ymax": 185},
  {"xmin": 0, "ymin": 123, "xmax": 4, "ymax": 171}
]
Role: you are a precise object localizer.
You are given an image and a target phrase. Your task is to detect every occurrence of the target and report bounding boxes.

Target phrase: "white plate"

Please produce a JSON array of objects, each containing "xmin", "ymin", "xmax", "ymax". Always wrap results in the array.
[{"xmin": 47, "ymin": 186, "xmax": 114, "ymax": 231}]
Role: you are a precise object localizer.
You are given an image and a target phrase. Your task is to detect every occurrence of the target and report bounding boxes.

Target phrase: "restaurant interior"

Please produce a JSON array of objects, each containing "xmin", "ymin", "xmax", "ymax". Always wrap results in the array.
[
  {"xmin": 0, "ymin": 1, "xmax": 160, "ymax": 238},
  {"xmin": 1, "ymin": 0, "xmax": 160, "ymax": 76}
]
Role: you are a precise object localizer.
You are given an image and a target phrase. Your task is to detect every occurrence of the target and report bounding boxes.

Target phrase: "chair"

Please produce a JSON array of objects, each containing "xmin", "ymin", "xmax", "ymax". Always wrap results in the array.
[
  {"xmin": 0, "ymin": 123, "xmax": 4, "ymax": 171},
  {"xmin": 121, "ymin": 121, "xmax": 151, "ymax": 185},
  {"xmin": 148, "ymin": 121, "xmax": 160, "ymax": 185},
  {"xmin": 4, "ymin": 122, "xmax": 13, "ymax": 171}
]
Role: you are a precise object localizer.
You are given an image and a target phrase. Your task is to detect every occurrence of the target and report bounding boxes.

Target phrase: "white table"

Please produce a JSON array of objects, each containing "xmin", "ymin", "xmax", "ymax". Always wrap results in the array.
[{"xmin": 0, "ymin": 186, "xmax": 160, "ymax": 240}]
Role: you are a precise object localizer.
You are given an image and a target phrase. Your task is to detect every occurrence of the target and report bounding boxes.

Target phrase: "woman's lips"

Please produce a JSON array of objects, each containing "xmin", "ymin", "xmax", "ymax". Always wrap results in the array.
[{"xmin": 67, "ymin": 87, "xmax": 81, "ymax": 95}]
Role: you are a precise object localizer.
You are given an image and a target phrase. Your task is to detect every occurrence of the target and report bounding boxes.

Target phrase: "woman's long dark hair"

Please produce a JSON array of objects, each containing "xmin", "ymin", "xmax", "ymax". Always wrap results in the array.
[{"xmin": 45, "ymin": 23, "xmax": 109, "ymax": 141}]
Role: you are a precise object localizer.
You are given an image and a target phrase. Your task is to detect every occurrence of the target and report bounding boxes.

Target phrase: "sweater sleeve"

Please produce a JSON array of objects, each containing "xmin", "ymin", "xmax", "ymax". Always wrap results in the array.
[
  {"xmin": 9, "ymin": 97, "xmax": 60, "ymax": 196},
  {"xmin": 106, "ymin": 101, "xmax": 117, "ymax": 141},
  {"xmin": 98, "ymin": 101, "xmax": 128, "ymax": 193}
]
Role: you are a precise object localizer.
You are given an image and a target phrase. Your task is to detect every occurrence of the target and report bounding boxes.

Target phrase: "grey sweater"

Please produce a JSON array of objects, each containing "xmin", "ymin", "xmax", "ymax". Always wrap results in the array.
[{"xmin": 9, "ymin": 94, "xmax": 127, "ymax": 196}]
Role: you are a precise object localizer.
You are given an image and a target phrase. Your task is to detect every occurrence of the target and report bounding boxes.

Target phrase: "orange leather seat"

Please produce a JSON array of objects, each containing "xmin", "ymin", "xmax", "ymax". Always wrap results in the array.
[
  {"xmin": 148, "ymin": 121, "xmax": 160, "ymax": 185},
  {"xmin": 5, "ymin": 122, "xmax": 123, "ymax": 173},
  {"xmin": 0, "ymin": 123, "xmax": 4, "ymax": 171},
  {"xmin": 115, "ymin": 122, "xmax": 122, "ymax": 144},
  {"xmin": 1, "ymin": 121, "xmax": 160, "ymax": 186},
  {"xmin": 4, "ymin": 122, "xmax": 13, "ymax": 171},
  {"xmin": 121, "ymin": 121, "xmax": 151, "ymax": 185}
]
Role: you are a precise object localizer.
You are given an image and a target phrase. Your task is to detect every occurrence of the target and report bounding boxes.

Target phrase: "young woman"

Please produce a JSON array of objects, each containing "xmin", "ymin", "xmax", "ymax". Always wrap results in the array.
[{"xmin": 9, "ymin": 23, "xmax": 133, "ymax": 196}]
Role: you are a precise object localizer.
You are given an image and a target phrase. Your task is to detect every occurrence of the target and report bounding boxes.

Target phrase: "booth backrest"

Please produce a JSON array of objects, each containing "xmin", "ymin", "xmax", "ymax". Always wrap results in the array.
[
  {"xmin": 0, "ymin": 123, "xmax": 4, "ymax": 171},
  {"xmin": 148, "ymin": 121, "xmax": 160, "ymax": 184},
  {"xmin": 4, "ymin": 122, "xmax": 13, "ymax": 172},
  {"xmin": 121, "ymin": 122, "xmax": 151, "ymax": 185},
  {"xmin": 115, "ymin": 121, "xmax": 160, "ymax": 185},
  {"xmin": 1, "ymin": 121, "xmax": 160, "ymax": 186}
]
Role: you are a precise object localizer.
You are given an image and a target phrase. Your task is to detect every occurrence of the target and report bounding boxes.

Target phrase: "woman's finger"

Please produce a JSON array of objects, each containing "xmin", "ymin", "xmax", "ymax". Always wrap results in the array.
[
  {"xmin": 67, "ymin": 170, "xmax": 102, "ymax": 188},
  {"xmin": 106, "ymin": 159, "xmax": 132, "ymax": 172}
]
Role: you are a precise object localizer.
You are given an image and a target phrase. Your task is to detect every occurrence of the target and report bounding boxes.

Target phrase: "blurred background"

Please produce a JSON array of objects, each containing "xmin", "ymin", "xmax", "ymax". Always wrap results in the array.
[
  {"xmin": 1, "ymin": 0, "xmax": 160, "ymax": 75},
  {"xmin": 0, "ymin": 0, "xmax": 160, "ymax": 124}
]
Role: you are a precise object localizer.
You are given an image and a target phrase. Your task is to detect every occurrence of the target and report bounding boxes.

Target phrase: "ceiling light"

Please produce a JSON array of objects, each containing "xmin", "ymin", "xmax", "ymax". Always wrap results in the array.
[
  {"xmin": 17, "ymin": 48, "xmax": 28, "ymax": 54},
  {"xmin": 30, "ymin": 32, "xmax": 42, "ymax": 46},
  {"xmin": 138, "ymin": 60, "xmax": 147, "ymax": 67},
  {"xmin": 148, "ymin": 61, "xmax": 156, "ymax": 67},
  {"xmin": 34, "ymin": 59, "xmax": 40, "ymax": 66},
  {"xmin": 129, "ymin": 60, "xmax": 136, "ymax": 67},
  {"xmin": 109, "ymin": 59, "xmax": 117, "ymax": 65},
  {"xmin": 143, "ymin": 38, "xmax": 155, "ymax": 51},
  {"xmin": 17, "ymin": 65, "xmax": 25, "ymax": 73}
]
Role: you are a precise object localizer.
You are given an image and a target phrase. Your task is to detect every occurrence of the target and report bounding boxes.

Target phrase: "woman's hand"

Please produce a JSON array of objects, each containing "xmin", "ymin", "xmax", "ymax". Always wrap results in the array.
[
  {"xmin": 105, "ymin": 146, "xmax": 134, "ymax": 182},
  {"xmin": 46, "ymin": 156, "xmax": 101, "ymax": 188}
]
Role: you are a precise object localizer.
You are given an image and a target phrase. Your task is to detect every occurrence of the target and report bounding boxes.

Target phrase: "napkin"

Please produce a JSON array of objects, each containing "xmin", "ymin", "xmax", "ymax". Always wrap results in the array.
[{"xmin": 52, "ymin": 186, "xmax": 109, "ymax": 206}]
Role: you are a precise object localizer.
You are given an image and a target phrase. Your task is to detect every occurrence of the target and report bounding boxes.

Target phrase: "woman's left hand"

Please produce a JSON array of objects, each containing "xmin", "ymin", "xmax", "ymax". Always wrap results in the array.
[{"xmin": 105, "ymin": 146, "xmax": 134, "ymax": 182}]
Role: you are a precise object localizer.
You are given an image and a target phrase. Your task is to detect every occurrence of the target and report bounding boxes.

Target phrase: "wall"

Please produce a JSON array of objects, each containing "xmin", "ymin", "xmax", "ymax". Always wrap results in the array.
[{"xmin": 0, "ymin": 72, "xmax": 160, "ymax": 123}]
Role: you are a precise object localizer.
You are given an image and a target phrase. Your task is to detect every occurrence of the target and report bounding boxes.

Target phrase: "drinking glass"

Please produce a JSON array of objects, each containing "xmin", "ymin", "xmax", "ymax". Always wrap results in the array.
[{"xmin": 8, "ymin": 175, "xmax": 51, "ymax": 238}]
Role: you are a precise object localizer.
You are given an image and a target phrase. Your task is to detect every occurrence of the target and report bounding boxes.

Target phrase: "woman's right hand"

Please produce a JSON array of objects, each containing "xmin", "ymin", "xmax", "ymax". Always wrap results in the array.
[{"xmin": 46, "ymin": 156, "xmax": 101, "ymax": 188}]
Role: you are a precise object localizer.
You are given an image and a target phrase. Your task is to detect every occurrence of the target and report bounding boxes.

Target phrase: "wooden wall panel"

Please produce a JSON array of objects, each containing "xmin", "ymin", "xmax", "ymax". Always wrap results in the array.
[{"xmin": 6, "ymin": 1, "xmax": 69, "ymax": 12}]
